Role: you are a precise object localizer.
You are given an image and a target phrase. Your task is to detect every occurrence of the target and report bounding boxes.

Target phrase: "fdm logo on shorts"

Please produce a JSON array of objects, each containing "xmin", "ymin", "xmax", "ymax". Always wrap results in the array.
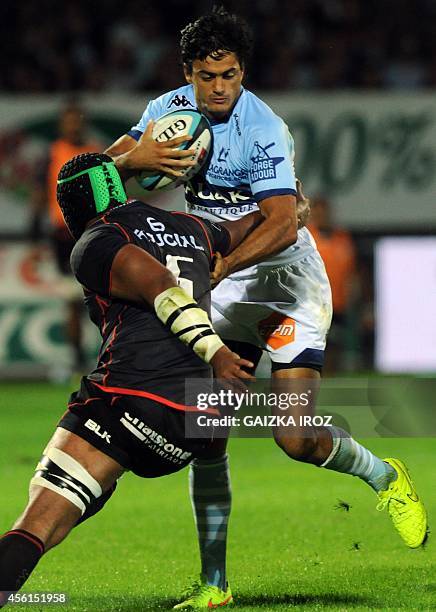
[
  {"xmin": 120, "ymin": 412, "xmax": 192, "ymax": 464},
  {"xmin": 258, "ymin": 312, "xmax": 295, "ymax": 350},
  {"xmin": 250, "ymin": 142, "xmax": 284, "ymax": 183}
]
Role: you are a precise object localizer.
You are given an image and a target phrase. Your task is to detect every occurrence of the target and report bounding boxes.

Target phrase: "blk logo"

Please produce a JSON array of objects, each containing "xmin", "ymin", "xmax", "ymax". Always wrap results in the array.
[{"xmin": 85, "ymin": 419, "xmax": 111, "ymax": 443}]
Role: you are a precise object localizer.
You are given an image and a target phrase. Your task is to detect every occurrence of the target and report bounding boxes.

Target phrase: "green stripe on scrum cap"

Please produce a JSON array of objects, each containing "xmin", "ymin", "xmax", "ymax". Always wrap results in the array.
[{"xmin": 57, "ymin": 161, "xmax": 126, "ymax": 213}]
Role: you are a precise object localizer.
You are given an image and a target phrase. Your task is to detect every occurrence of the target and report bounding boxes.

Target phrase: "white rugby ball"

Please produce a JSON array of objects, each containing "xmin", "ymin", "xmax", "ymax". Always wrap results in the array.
[{"xmin": 136, "ymin": 110, "xmax": 213, "ymax": 191}]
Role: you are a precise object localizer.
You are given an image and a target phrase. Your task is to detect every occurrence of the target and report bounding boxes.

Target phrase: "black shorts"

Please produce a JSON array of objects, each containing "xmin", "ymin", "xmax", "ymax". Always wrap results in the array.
[{"xmin": 59, "ymin": 377, "xmax": 215, "ymax": 478}]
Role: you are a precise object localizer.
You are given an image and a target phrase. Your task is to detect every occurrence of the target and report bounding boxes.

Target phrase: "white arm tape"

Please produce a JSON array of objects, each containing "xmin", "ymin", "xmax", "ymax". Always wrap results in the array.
[{"xmin": 154, "ymin": 286, "xmax": 224, "ymax": 363}]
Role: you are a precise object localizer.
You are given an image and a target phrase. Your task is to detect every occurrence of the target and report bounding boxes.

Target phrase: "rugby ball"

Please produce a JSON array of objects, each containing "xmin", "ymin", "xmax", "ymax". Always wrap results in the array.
[{"xmin": 136, "ymin": 110, "xmax": 213, "ymax": 191}]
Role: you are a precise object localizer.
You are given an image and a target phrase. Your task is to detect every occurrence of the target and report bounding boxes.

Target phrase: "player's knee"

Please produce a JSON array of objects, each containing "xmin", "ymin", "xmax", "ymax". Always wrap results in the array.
[
  {"xmin": 273, "ymin": 431, "xmax": 317, "ymax": 462},
  {"xmin": 28, "ymin": 447, "xmax": 106, "ymax": 547},
  {"xmin": 31, "ymin": 447, "xmax": 103, "ymax": 514},
  {"xmin": 75, "ymin": 481, "xmax": 117, "ymax": 527}
]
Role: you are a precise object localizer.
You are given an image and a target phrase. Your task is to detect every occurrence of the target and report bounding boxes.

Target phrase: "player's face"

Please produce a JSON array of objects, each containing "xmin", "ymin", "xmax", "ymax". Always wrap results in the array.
[
  {"xmin": 60, "ymin": 110, "xmax": 86, "ymax": 145},
  {"xmin": 185, "ymin": 52, "xmax": 244, "ymax": 120}
]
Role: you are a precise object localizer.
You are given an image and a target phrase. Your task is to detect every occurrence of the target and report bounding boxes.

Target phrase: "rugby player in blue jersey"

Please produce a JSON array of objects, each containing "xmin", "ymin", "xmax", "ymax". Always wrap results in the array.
[{"xmin": 106, "ymin": 7, "xmax": 427, "ymax": 609}]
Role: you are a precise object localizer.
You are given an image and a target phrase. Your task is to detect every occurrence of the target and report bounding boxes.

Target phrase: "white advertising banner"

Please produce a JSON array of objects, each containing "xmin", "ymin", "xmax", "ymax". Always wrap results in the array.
[
  {"xmin": 375, "ymin": 237, "xmax": 436, "ymax": 372},
  {"xmin": 0, "ymin": 92, "xmax": 434, "ymax": 234}
]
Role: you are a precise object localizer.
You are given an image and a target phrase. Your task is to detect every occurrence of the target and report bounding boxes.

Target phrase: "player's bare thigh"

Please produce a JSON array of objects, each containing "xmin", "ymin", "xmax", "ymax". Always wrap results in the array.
[
  {"xmin": 41, "ymin": 427, "xmax": 124, "ymax": 489},
  {"xmin": 13, "ymin": 427, "xmax": 125, "ymax": 550}
]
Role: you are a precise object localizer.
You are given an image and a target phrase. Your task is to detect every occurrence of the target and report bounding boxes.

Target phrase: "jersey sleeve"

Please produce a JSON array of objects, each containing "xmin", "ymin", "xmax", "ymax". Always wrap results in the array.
[
  {"xmin": 246, "ymin": 117, "xmax": 297, "ymax": 203},
  {"xmin": 201, "ymin": 219, "xmax": 231, "ymax": 257},
  {"xmin": 70, "ymin": 224, "xmax": 129, "ymax": 297},
  {"xmin": 127, "ymin": 97, "xmax": 166, "ymax": 141}
]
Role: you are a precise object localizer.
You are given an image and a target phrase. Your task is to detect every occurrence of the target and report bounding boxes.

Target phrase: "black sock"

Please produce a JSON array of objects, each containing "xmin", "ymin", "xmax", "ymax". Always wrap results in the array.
[{"xmin": 0, "ymin": 530, "xmax": 45, "ymax": 604}]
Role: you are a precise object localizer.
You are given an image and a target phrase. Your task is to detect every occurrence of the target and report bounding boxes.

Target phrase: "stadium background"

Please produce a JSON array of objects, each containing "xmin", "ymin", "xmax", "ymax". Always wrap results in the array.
[{"xmin": 0, "ymin": 1, "xmax": 435, "ymax": 610}]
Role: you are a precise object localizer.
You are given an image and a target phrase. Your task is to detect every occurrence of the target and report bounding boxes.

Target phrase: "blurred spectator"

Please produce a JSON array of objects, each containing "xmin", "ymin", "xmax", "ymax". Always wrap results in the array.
[
  {"xmin": 308, "ymin": 195, "xmax": 359, "ymax": 373},
  {"xmin": 29, "ymin": 103, "xmax": 101, "ymax": 377},
  {"xmin": 382, "ymin": 31, "xmax": 427, "ymax": 89},
  {"xmin": 0, "ymin": 0, "xmax": 433, "ymax": 92}
]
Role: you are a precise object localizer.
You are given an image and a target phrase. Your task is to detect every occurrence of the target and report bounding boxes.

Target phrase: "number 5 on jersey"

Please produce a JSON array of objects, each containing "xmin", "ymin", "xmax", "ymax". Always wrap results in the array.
[{"xmin": 166, "ymin": 255, "xmax": 194, "ymax": 297}]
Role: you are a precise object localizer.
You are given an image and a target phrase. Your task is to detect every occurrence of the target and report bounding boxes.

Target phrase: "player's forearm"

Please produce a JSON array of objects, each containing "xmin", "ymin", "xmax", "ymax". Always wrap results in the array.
[
  {"xmin": 224, "ymin": 215, "xmax": 297, "ymax": 274},
  {"xmin": 109, "ymin": 151, "xmax": 138, "ymax": 181},
  {"xmin": 222, "ymin": 211, "xmax": 264, "ymax": 253},
  {"xmin": 110, "ymin": 245, "xmax": 224, "ymax": 364},
  {"xmin": 154, "ymin": 287, "xmax": 224, "ymax": 363},
  {"xmin": 104, "ymin": 137, "xmax": 138, "ymax": 181}
]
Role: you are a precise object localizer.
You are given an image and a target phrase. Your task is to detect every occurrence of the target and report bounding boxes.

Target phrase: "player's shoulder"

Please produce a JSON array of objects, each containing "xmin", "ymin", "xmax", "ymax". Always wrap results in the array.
[
  {"xmin": 148, "ymin": 84, "xmax": 197, "ymax": 115},
  {"xmin": 71, "ymin": 218, "xmax": 114, "ymax": 260},
  {"xmin": 240, "ymin": 88, "xmax": 285, "ymax": 129},
  {"xmin": 176, "ymin": 213, "xmax": 231, "ymax": 257},
  {"xmin": 168, "ymin": 210, "xmax": 211, "ymax": 239},
  {"xmin": 70, "ymin": 223, "xmax": 100, "ymax": 273},
  {"xmin": 72, "ymin": 202, "xmax": 141, "ymax": 253}
]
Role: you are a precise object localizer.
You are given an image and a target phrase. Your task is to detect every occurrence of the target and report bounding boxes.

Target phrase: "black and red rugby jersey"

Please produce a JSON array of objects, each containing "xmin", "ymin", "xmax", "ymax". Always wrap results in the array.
[{"xmin": 70, "ymin": 200, "xmax": 230, "ymax": 393}]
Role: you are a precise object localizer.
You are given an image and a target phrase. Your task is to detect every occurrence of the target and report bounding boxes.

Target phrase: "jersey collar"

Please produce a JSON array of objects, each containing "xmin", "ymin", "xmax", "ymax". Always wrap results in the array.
[{"xmin": 202, "ymin": 87, "xmax": 245, "ymax": 126}]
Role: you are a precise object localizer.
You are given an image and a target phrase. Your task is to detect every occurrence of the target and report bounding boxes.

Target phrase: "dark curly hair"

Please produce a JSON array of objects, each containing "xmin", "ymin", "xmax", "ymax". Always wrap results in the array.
[
  {"xmin": 57, "ymin": 152, "xmax": 127, "ymax": 240},
  {"xmin": 180, "ymin": 5, "xmax": 253, "ymax": 74}
]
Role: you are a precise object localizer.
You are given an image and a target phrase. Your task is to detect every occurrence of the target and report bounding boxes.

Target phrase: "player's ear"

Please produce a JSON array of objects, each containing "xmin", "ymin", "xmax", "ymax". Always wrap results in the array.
[{"xmin": 237, "ymin": 59, "xmax": 245, "ymax": 81}]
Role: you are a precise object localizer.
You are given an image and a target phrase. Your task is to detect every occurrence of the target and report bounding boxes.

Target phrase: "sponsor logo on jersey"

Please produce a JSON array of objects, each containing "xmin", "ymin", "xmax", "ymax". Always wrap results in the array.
[
  {"xmin": 186, "ymin": 181, "xmax": 253, "ymax": 207},
  {"xmin": 187, "ymin": 202, "xmax": 257, "ymax": 220},
  {"xmin": 233, "ymin": 113, "xmax": 241, "ymax": 136},
  {"xmin": 217, "ymin": 147, "xmax": 230, "ymax": 163},
  {"xmin": 208, "ymin": 164, "xmax": 248, "ymax": 182},
  {"xmin": 185, "ymin": 181, "xmax": 257, "ymax": 219},
  {"xmin": 133, "ymin": 216, "xmax": 204, "ymax": 251},
  {"xmin": 167, "ymin": 94, "xmax": 194, "ymax": 109},
  {"xmin": 209, "ymin": 147, "xmax": 248, "ymax": 182},
  {"xmin": 84, "ymin": 419, "xmax": 111, "ymax": 443},
  {"xmin": 120, "ymin": 412, "xmax": 192, "ymax": 464},
  {"xmin": 250, "ymin": 141, "xmax": 284, "ymax": 183},
  {"xmin": 258, "ymin": 312, "xmax": 295, "ymax": 349}
]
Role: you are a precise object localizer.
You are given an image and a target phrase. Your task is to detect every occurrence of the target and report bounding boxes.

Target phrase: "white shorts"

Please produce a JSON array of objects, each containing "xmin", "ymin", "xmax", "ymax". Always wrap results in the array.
[{"xmin": 211, "ymin": 250, "xmax": 332, "ymax": 370}]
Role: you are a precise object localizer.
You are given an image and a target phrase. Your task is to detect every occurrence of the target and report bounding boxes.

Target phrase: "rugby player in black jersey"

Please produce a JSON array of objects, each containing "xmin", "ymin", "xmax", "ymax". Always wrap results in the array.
[{"xmin": 0, "ymin": 152, "xmax": 262, "ymax": 605}]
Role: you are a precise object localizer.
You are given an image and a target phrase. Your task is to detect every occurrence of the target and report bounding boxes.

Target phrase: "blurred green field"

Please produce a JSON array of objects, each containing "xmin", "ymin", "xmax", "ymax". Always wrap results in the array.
[{"xmin": 0, "ymin": 382, "xmax": 434, "ymax": 611}]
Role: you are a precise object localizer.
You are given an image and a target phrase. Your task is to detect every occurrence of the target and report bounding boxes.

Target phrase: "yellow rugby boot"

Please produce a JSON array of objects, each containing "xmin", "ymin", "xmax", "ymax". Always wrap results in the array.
[
  {"xmin": 377, "ymin": 458, "xmax": 428, "ymax": 548},
  {"xmin": 174, "ymin": 576, "xmax": 233, "ymax": 609}
]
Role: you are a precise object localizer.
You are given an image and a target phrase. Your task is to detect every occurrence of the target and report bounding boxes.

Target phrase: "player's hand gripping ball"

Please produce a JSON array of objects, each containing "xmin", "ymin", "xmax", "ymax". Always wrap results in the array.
[{"xmin": 136, "ymin": 110, "xmax": 213, "ymax": 191}]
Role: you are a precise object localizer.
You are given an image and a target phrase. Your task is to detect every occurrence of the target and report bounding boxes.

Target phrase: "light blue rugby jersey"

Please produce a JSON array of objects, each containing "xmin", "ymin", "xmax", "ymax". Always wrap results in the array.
[
  {"xmin": 129, "ymin": 84, "xmax": 297, "ymax": 223},
  {"xmin": 129, "ymin": 84, "xmax": 320, "ymax": 267}
]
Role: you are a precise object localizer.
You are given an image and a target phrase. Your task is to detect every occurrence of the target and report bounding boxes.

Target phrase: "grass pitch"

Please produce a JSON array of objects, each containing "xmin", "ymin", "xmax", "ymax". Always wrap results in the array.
[{"xmin": 0, "ymin": 382, "xmax": 434, "ymax": 611}]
